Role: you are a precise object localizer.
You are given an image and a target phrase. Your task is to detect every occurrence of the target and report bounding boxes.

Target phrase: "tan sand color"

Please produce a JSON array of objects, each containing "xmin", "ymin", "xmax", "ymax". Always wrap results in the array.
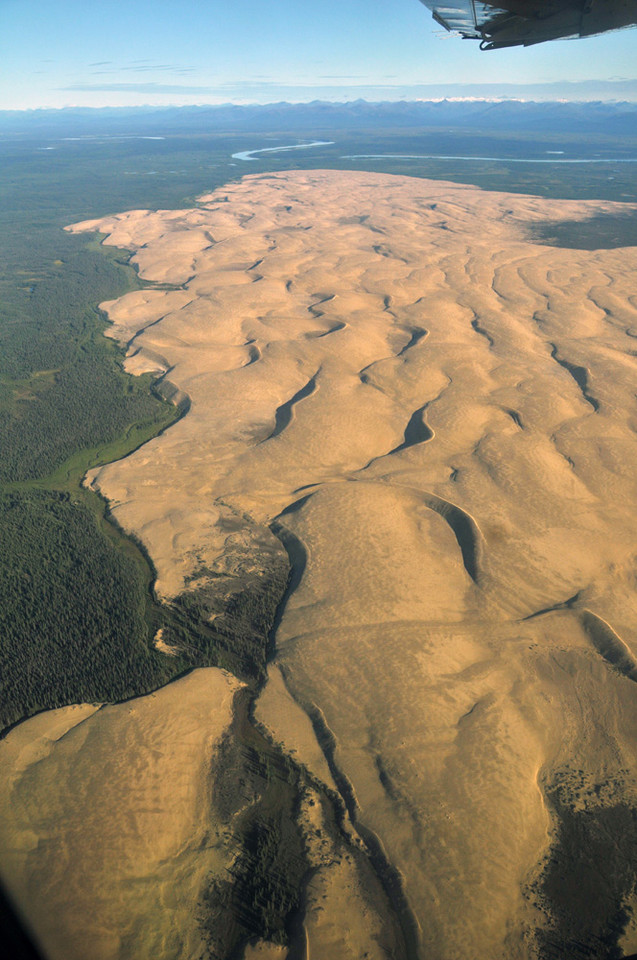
[
  {"xmin": 3, "ymin": 170, "xmax": 636, "ymax": 958},
  {"xmin": 0, "ymin": 669, "xmax": 239, "ymax": 960}
]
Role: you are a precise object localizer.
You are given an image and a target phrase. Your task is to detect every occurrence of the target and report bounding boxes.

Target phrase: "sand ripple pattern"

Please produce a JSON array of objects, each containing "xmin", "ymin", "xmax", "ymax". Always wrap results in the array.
[{"xmin": 61, "ymin": 171, "xmax": 637, "ymax": 958}]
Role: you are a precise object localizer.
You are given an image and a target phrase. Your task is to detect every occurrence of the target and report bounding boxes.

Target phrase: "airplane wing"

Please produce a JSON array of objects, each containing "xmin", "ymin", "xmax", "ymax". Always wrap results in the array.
[{"xmin": 418, "ymin": 0, "xmax": 637, "ymax": 48}]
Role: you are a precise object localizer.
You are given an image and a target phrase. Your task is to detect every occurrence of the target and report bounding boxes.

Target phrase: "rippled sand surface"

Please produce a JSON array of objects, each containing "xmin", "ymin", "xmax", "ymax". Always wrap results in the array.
[
  {"xmin": 14, "ymin": 170, "xmax": 637, "ymax": 958},
  {"xmin": 0, "ymin": 670, "xmax": 238, "ymax": 960}
]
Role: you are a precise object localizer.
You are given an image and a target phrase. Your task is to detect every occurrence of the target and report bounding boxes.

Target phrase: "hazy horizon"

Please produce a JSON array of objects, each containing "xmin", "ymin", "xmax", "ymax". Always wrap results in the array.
[
  {"xmin": 3, "ymin": 78, "xmax": 637, "ymax": 120},
  {"xmin": 2, "ymin": 0, "xmax": 636, "ymax": 110}
]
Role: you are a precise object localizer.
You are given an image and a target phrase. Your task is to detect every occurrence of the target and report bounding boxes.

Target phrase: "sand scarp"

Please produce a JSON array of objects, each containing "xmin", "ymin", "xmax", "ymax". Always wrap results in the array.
[{"xmin": 261, "ymin": 370, "xmax": 320, "ymax": 442}]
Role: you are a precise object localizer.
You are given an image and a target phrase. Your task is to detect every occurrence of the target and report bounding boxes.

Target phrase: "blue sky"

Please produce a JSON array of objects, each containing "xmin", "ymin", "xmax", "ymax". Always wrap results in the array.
[{"xmin": 2, "ymin": 0, "xmax": 636, "ymax": 109}]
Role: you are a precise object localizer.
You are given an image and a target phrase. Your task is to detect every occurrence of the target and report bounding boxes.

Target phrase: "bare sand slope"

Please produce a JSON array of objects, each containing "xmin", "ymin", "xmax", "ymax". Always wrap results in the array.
[
  {"xmin": 58, "ymin": 171, "xmax": 637, "ymax": 957},
  {"xmin": 0, "ymin": 669, "xmax": 238, "ymax": 960}
]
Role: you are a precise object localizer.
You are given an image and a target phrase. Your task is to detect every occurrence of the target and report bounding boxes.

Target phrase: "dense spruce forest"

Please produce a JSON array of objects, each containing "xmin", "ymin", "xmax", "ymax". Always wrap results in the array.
[
  {"xmin": 0, "ymin": 241, "xmax": 178, "ymax": 483},
  {"xmin": 0, "ymin": 491, "xmax": 176, "ymax": 728},
  {"xmin": 0, "ymin": 230, "xmax": 185, "ymax": 729},
  {"xmin": 0, "ymin": 132, "xmax": 232, "ymax": 730}
]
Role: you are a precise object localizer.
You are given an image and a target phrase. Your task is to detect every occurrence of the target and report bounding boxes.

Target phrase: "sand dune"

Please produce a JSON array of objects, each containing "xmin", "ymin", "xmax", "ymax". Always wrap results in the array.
[
  {"xmin": 0, "ymin": 670, "xmax": 239, "ymax": 960},
  {"xmin": 7, "ymin": 170, "xmax": 637, "ymax": 957}
]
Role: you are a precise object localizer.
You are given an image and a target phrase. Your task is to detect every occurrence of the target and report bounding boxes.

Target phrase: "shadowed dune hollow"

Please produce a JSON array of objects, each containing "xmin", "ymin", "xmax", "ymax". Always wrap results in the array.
[{"xmin": 2, "ymin": 170, "xmax": 637, "ymax": 960}]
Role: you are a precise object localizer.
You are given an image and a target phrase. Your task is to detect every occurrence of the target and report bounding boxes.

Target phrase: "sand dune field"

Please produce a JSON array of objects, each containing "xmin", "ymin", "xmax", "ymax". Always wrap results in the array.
[{"xmin": 2, "ymin": 170, "xmax": 636, "ymax": 958}]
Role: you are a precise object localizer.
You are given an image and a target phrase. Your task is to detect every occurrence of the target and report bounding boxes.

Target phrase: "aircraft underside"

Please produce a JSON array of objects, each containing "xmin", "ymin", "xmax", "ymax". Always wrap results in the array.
[{"xmin": 419, "ymin": 0, "xmax": 637, "ymax": 48}]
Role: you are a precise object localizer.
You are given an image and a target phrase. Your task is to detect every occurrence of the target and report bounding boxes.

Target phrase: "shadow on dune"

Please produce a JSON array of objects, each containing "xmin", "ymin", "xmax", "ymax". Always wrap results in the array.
[{"xmin": 261, "ymin": 373, "xmax": 319, "ymax": 442}]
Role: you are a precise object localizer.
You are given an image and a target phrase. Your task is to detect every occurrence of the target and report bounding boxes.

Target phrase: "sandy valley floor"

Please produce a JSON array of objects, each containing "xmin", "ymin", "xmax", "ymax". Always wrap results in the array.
[{"xmin": 2, "ymin": 170, "xmax": 637, "ymax": 959}]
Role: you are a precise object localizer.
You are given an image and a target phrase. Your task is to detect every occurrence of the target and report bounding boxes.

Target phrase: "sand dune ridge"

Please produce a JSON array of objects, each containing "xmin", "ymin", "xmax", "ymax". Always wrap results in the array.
[{"xmin": 4, "ymin": 170, "xmax": 637, "ymax": 958}]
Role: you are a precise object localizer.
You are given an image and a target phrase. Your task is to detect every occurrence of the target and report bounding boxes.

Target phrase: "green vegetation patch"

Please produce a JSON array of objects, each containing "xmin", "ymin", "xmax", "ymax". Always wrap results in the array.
[
  {"xmin": 202, "ymin": 690, "xmax": 309, "ymax": 957},
  {"xmin": 529, "ymin": 776, "xmax": 637, "ymax": 960},
  {"xmin": 165, "ymin": 558, "xmax": 289, "ymax": 683},
  {"xmin": 0, "ymin": 491, "xmax": 181, "ymax": 731},
  {"xmin": 528, "ymin": 211, "xmax": 637, "ymax": 250},
  {"xmin": 0, "ymin": 144, "xmax": 198, "ymax": 731},
  {"xmin": 0, "ymin": 240, "xmax": 178, "ymax": 483}
]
